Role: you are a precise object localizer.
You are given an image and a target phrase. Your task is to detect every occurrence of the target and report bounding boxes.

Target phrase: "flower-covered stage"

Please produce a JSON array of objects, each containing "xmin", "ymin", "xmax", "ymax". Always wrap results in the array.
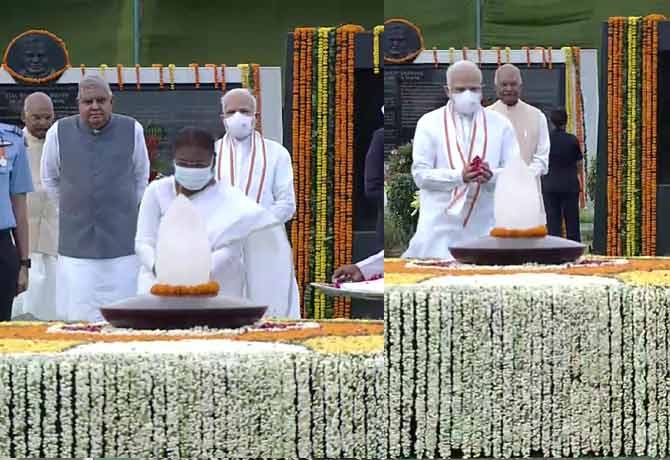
[
  {"xmin": 0, "ymin": 320, "xmax": 385, "ymax": 459},
  {"xmin": 385, "ymin": 256, "xmax": 670, "ymax": 459}
]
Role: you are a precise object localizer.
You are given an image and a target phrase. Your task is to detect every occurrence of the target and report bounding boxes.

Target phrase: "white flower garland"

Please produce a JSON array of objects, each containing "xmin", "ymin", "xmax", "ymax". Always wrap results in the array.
[
  {"xmin": 26, "ymin": 360, "xmax": 41, "ymax": 457},
  {"xmin": 386, "ymin": 282, "xmax": 670, "ymax": 458},
  {"xmin": 0, "ymin": 346, "xmax": 384, "ymax": 458}
]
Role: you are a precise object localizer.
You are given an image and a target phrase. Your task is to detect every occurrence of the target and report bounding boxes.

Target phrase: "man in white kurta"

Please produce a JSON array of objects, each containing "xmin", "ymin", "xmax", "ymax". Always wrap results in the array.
[
  {"xmin": 403, "ymin": 60, "xmax": 520, "ymax": 260},
  {"xmin": 12, "ymin": 92, "xmax": 61, "ymax": 320},
  {"xmin": 214, "ymin": 88, "xmax": 300, "ymax": 314},
  {"xmin": 487, "ymin": 64, "xmax": 550, "ymax": 207},
  {"xmin": 135, "ymin": 176, "xmax": 299, "ymax": 319},
  {"xmin": 41, "ymin": 75, "xmax": 149, "ymax": 322}
]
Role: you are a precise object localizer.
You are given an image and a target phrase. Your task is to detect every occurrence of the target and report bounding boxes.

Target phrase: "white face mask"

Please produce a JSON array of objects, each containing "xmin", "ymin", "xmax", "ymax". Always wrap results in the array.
[
  {"xmin": 224, "ymin": 112, "xmax": 255, "ymax": 140},
  {"xmin": 450, "ymin": 90, "xmax": 482, "ymax": 115},
  {"xmin": 174, "ymin": 162, "xmax": 213, "ymax": 191}
]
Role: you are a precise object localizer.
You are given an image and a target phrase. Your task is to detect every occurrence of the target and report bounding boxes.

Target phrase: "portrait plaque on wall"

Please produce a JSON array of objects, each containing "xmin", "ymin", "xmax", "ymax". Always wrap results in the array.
[
  {"xmin": 383, "ymin": 18, "xmax": 425, "ymax": 64},
  {"xmin": 2, "ymin": 29, "xmax": 71, "ymax": 85}
]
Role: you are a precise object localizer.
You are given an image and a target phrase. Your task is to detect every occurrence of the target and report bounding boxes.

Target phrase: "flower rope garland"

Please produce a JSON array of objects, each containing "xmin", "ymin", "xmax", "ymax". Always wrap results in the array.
[
  {"xmin": 373, "ymin": 25, "xmax": 383, "ymax": 74},
  {"xmin": 290, "ymin": 25, "xmax": 361, "ymax": 318},
  {"xmin": 116, "ymin": 64, "xmax": 124, "ymax": 91},
  {"xmin": 386, "ymin": 280, "xmax": 670, "ymax": 457},
  {"xmin": 607, "ymin": 15, "xmax": 664, "ymax": 255},
  {"xmin": 152, "ymin": 64, "xmax": 164, "ymax": 89}
]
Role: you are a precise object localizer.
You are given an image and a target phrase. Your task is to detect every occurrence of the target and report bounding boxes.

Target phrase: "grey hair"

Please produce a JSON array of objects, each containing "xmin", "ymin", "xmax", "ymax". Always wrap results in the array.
[
  {"xmin": 445, "ymin": 60, "xmax": 482, "ymax": 88},
  {"xmin": 23, "ymin": 91, "xmax": 54, "ymax": 114},
  {"xmin": 494, "ymin": 63, "xmax": 523, "ymax": 86},
  {"xmin": 220, "ymin": 88, "xmax": 257, "ymax": 114},
  {"xmin": 77, "ymin": 74, "xmax": 112, "ymax": 100}
]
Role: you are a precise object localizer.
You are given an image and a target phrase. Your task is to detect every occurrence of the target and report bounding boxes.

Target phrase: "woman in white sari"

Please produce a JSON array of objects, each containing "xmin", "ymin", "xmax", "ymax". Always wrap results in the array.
[{"xmin": 135, "ymin": 127, "xmax": 299, "ymax": 319}]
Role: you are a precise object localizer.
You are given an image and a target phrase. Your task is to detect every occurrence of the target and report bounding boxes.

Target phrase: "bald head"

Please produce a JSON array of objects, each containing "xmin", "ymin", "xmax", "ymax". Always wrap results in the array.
[
  {"xmin": 495, "ymin": 64, "xmax": 523, "ymax": 106},
  {"xmin": 22, "ymin": 92, "xmax": 54, "ymax": 139}
]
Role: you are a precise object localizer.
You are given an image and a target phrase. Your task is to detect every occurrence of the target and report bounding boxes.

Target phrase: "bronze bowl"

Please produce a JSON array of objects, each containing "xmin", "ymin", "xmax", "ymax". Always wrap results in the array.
[
  {"xmin": 449, "ymin": 235, "xmax": 586, "ymax": 266},
  {"xmin": 100, "ymin": 295, "xmax": 267, "ymax": 330}
]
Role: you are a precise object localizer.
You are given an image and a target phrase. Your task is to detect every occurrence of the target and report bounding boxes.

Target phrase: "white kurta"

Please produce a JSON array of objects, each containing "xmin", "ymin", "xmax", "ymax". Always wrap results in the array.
[
  {"xmin": 403, "ymin": 102, "xmax": 521, "ymax": 260},
  {"xmin": 135, "ymin": 177, "xmax": 300, "ymax": 319},
  {"xmin": 214, "ymin": 131, "xmax": 300, "ymax": 315},
  {"xmin": 12, "ymin": 128, "xmax": 62, "ymax": 320},
  {"xmin": 356, "ymin": 250, "xmax": 384, "ymax": 280},
  {"xmin": 41, "ymin": 118, "xmax": 150, "ymax": 322}
]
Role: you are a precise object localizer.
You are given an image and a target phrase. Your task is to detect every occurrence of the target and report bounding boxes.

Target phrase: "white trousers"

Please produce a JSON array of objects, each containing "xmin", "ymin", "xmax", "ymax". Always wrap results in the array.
[{"xmin": 56, "ymin": 255, "xmax": 139, "ymax": 322}]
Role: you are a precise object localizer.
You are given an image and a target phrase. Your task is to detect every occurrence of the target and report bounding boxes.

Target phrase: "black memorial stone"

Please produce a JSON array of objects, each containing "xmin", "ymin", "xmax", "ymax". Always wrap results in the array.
[
  {"xmin": 0, "ymin": 83, "xmax": 240, "ymax": 176},
  {"xmin": 384, "ymin": 63, "xmax": 566, "ymax": 155}
]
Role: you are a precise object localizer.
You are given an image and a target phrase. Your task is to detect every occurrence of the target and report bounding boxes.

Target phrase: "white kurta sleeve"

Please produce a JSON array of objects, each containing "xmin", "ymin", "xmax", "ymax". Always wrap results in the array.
[
  {"xmin": 133, "ymin": 121, "xmax": 150, "ymax": 204},
  {"xmin": 529, "ymin": 111, "xmax": 550, "ymax": 177},
  {"xmin": 41, "ymin": 122, "xmax": 61, "ymax": 202},
  {"xmin": 356, "ymin": 250, "xmax": 384, "ymax": 280},
  {"xmin": 134, "ymin": 183, "xmax": 161, "ymax": 273},
  {"xmin": 268, "ymin": 146, "xmax": 296, "ymax": 223},
  {"xmin": 243, "ymin": 226, "xmax": 298, "ymax": 318},
  {"xmin": 411, "ymin": 114, "xmax": 464, "ymax": 192}
]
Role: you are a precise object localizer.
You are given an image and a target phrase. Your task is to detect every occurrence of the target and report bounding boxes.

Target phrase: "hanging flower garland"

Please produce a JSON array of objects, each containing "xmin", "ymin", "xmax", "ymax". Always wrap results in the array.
[
  {"xmin": 237, "ymin": 63, "xmax": 263, "ymax": 133},
  {"xmin": 205, "ymin": 64, "xmax": 218, "ymax": 89},
  {"xmin": 168, "ymin": 64, "xmax": 175, "ymax": 90},
  {"xmin": 135, "ymin": 64, "xmax": 141, "ymax": 90},
  {"xmin": 606, "ymin": 15, "xmax": 664, "ymax": 256},
  {"xmin": 220, "ymin": 64, "xmax": 227, "ymax": 92},
  {"xmin": 152, "ymin": 64, "xmax": 164, "ymax": 89},
  {"xmin": 116, "ymin": 64, "xmax": 124, "ymax": 91},
  {"xmin": 188, "ymin": 63, "xmax": 200, "ymax": 89},
  {"xmin": 289, "ymin": 25, "xmax": 362, "ymax": 319},
  {"xmin": 373, "ymin": 25, "xmax": 384, "ymax": 74}
]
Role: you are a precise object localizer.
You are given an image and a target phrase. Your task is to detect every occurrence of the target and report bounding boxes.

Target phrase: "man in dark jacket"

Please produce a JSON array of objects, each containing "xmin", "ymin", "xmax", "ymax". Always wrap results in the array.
[{"xmin": 541, "ymin": 109, "xmax": 585, "ymax": 242}]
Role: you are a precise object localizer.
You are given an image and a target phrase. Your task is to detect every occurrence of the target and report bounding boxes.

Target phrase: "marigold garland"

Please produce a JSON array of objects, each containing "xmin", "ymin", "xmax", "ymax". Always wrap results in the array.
[
  {"xmin": 251, "ymin": 63, "xmax": 263, "ymax": 133},
  {"xmin": 168, "ymin": 64, "xmax": 175, "ymax": 90},
  {"xmin": 0, "ymin": 321, "xmax": 383, "ymax": 350},
  {"xmin": 220, "ymin": 64, "xmax": 227, "ymax": 92},
  {"xmin": 205, "ymin": 63, "xmax": 218, "ymax": 88},
  {"xmin": 536, "ymin": 47, "xmax": 546, "ymax": 67},
  {"xmin": 135, "ymin": 64, "xmax": 141, "ymax": 90},
  {"xmin": 523, "ymin": 46, "xmax": 531, "ymax": 67},
  {"xmin": 373, "ymin": 25, "xmax": 384, "ymax": 74},
  {"xmin": 290, "ymin": 25, "xmax": 362, "ymax": 319},
  {"xmin": 606, "ymin": 15, "xmax": 664, "ymax": 256},
  {"xmin": 150, "ymin": 281, "xmax": 220, "ymax": 297},
  {"xmin": 189, "ymin": 63, "xmax": 200, "ymax": 88},
  {"xmin": 99, "ymin": 64, "xmax": 107, "ymax": 78},
  {"xmin": 80, "ymin": 64, "xmax": 86, "ymax": 76},
  {"xmin": 490, "ymin": 225, "xmax": 548, "ymax": 238},
  {"xmin": 116, "ymin": 64, "xmax": 124, "ymax": 91},
  {"xmin": 152, "ymin": 64, "xmax": 164, "ymax": 89}
]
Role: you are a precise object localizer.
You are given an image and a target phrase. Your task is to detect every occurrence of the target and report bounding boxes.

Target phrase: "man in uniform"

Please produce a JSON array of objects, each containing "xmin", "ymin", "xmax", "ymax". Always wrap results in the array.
[{"xmin": 0, "ymin": 123, "xmax": 33, "ymax": 321}]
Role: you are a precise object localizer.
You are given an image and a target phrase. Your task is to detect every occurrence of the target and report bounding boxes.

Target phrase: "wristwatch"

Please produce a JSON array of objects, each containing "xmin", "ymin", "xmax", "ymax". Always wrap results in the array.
[{"xmin": 19, "ymin": 258, "xmax": 31, "ymax": 269}]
